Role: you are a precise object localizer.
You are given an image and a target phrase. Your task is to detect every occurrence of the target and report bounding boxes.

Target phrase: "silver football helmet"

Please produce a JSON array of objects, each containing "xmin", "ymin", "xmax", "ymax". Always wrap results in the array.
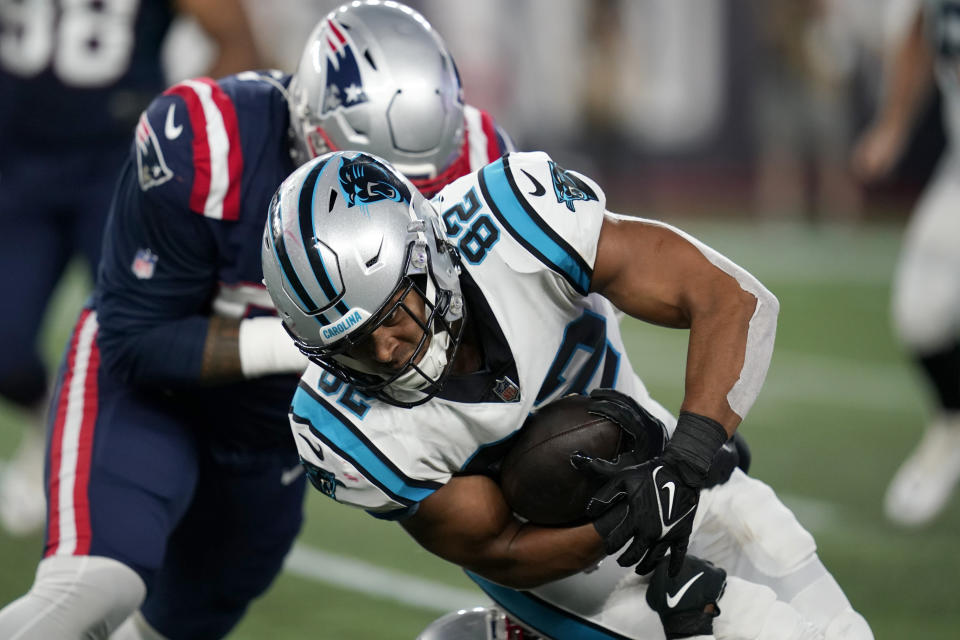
[
  {"xmin": 261, "ymin": 151, "xmax": 465, "ymax": 407},
  {"xmin": 417, "ymin": 607, "xmax": 541, "ymax": 640},
  {"xmin": 288, "ymin": 1, "xmax": 465, "ymax": 195}
]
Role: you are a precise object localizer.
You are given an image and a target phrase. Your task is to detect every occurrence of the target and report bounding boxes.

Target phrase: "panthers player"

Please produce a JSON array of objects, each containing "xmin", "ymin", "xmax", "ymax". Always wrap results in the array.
[
  {"xmin": 264, "ymin": 150, "xmax": 873, "ymax": 639},
  {"xmin": 0, "ymin": 2, "xmax": 512, "ymax": 639},
  {"xmin": 0, "ymin": 0, "xmax": 261, "ymax": 536},
  {"xmin": 852, "ymin": 0, "xmax": 960, "ymax": 527}
]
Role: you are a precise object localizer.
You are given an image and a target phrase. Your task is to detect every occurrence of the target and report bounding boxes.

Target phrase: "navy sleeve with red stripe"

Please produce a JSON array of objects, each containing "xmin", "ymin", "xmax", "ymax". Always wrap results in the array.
[
  {"xmin": 95, "ymin": 76, "xmax": 254, "ymax": 387},
  {"xmin": 95, "ymin": 156, "xmax": 219, "ymax": 389}
]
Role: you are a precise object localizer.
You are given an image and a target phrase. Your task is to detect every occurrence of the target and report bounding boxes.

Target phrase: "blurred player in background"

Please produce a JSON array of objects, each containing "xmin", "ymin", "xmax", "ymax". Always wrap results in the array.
[
  {"xmin": 265, "ymin": 150, "xmax": 872, "ymax": 639},
  {"xmin": 0, "ymin": 0, "xmax": 261, "ymax": 537},
  {"xmin": 0, "ymin": 2, "xmax": 512, "ymax": 639},
  {"xmin": 750, "ymin": 0, "xmax": 864, "ymax": 224},
  {"xmin": 852, "ymin": 0, "xmax": 960, "ymax": 527}
]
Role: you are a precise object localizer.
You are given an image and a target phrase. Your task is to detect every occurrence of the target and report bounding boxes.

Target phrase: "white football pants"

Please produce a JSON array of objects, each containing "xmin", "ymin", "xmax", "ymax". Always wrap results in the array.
[
  {"xmin": 891, "ymin": 151, "xmax": 960, "ymax": 353},
  {"xmin": 505, "ymin": 470, "xmax": 873, "ymax": 640}
]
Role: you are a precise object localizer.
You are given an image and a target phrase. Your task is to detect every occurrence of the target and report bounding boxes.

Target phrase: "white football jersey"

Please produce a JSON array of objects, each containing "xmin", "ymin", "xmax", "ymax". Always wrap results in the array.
[
  {"xmin": 288, "ymin": 151, "xmax": 675, "ymax": 517},
  {"xmin": 285, "ymin": 153, "xmax": 862, "ymax": 640}
]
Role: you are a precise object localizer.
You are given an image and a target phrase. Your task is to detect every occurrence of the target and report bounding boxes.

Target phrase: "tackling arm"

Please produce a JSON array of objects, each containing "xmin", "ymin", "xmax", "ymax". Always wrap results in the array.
[
  {"xmin": 400, "ymin": 475, "xmax": 605, "ymax": 589},
  {"xmin": 96, "ymin": 162, "xmax": 304, "ymax": 388}
]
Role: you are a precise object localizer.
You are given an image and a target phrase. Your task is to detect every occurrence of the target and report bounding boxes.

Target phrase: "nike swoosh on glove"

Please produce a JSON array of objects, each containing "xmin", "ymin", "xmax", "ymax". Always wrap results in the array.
[
  {"xmin": 572, "ymin": 453, "xmax": 700, "ymax": 576},
  {"xmin": 646, "ymin": 554, "xmax": 726, "ymax": 640}
]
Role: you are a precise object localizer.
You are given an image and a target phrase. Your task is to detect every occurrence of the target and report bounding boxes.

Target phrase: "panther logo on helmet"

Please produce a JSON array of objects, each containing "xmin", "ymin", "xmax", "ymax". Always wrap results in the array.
[
  {"xmin": 338, "ymin": 153, "xmax": 412, "ymax": 207},
  {"xmin": 549, "ymin": 161, "xmax": 598, "ymax": 212}
]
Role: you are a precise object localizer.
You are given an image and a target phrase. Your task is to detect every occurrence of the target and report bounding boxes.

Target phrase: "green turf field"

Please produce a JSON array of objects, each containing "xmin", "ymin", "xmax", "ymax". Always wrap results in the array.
[{"xmin": 1, "ymin": 220, "xmax": 955, "ymax": 639}]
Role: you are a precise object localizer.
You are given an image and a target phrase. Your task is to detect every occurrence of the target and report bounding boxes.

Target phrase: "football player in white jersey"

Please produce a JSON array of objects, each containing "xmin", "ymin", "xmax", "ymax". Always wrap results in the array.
[
  {"xmin": 852, "ymin": 0, "xmax": 960, "ymax": 527},
  {"xmin": 263, "ymin": 150, "xmax": 873, "ymax": 639}
]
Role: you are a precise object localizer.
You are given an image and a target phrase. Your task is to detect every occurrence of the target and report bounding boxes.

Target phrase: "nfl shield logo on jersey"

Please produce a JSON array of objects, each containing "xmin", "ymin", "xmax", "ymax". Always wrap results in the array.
[
  {"xmin": 131, "ymin": 248, "xmax": 158, "ymax": 280},
  {"xmin": 493, "ymin": 376, "xmax": 521, "ymax": 403},
  {"xmin": 135, "ymin": 112, "xmax": 173, "ymax": 191}
]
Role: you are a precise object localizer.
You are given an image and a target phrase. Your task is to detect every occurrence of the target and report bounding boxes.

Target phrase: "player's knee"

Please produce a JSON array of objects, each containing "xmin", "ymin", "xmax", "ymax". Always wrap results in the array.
[
  {"xmin": 892, "ymin": 305, "xmax": 956, "ymax": 352},
  {"xmin": 824, "ymin": 607, "xmax": 874, "ymax": 640},
  {"xmin": 721, "ymin": 474, "xmax": 817, "ymax": 577},
  {"xmin": 891, "ymin": 270, "xmax": 959, "ymax": 352},
  {"xmin": 646, "ymin": 555, "xmax": 726, "ymax": 639},
  {"xmin": 21, "ymin": 555, "xmax": 145, "ymax": 638},
  {"xmin": 714, "ymin": 577, "xmax": 822, "ymax": 640}
]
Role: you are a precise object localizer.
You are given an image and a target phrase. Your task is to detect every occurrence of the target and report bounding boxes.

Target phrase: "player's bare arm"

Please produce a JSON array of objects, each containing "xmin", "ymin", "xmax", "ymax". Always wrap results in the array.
[
  {"xmin": 199, "ymin": 313, "xmax": 308, "ymax": 383},
  {"xmin": 581, "ymin": 213, "xmax": 778, "ymax": 576},
  {"xmin": 176, "ymin": 0, "xmax": 262, "ymax": 77},
  {"xmin": 400, "ymin": 474, "xmax": 605, "ymax": 589},
  {"xmin": 199, "ymin": 315, "xmax": 244, "ymax": 382},
  {"xmin": 592, "ymin": 215, "xmax": 766, "ymax": 433},
  {"xmin": 851, "ymin": 8, "xmax": 933, "ymax": 182}
]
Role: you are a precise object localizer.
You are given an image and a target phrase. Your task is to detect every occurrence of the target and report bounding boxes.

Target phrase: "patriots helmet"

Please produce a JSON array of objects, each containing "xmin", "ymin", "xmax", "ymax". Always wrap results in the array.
[
  {"xmin": 417, "ymin": 607, "xmax": 541, "ymax": 639},
  {"xmin": 261, "ymin": 151, "xmax": 465, "ymax": 407},
  {"xmin": 288, "ymin": 1, "xmax": 465, "ymax": 196}
]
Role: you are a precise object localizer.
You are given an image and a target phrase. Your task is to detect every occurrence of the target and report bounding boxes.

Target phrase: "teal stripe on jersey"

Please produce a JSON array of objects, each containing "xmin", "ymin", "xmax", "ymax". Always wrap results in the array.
[
  {"xmin": 480, "ymin": 158, "xmax": 591, "ymax": 294},
  {"xmin": 291, "ymin": 387, "xmax": 438, "ymax": 505},
  {"xmin": 467, "ymin": 572, "xmax": 631, "ymax": 639}
]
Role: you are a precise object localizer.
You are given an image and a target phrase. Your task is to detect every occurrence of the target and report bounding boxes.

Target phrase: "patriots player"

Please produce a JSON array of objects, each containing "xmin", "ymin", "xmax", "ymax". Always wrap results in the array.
[
  {"xmin": 0, "ymin": 0, "xmax": 261, "ymax": 536},
  {"xmin": 852, "ymin": 0, "xmax": 960, "ymax": 527},
  {"xmin": 263, "ymin": 150, "xmax": 874, "ymax": 639},
  {"xmin": 0, "ymin": 2, "xmax": 512, "ymax": 639}
]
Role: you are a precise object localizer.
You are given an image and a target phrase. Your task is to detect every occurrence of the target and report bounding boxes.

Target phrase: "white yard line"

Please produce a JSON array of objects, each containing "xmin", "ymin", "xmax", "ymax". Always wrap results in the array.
[
  {"xmin": 629, "ymin": 336, "xmax": 924, "ymax": 414},
  {"xmin": 283, "ymin": 544, "xmax": 486, "ymax": 613},
  {"xmin": 671, "ymin": 220, "xmax": 903, "ymax": 286},
  {"xmin": 759, "ymin": 351, "xmax": 923, "ymax": 413}
]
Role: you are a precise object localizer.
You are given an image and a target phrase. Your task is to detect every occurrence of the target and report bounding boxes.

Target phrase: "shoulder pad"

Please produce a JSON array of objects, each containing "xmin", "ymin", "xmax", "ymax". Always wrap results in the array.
[
  {"xmin": 136, "ymin": 77, "xmax": 243, "ymax": 220},
  {"xmin": 475, "ymin": 152, "xmax": 607, "ymax": 294}
]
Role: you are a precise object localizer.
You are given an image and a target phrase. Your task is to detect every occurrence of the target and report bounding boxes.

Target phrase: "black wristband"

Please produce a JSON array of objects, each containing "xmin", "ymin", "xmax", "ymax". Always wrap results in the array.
[{"xmin": 662, "ymin": 412, "xmax": 729, "ymax": 488}]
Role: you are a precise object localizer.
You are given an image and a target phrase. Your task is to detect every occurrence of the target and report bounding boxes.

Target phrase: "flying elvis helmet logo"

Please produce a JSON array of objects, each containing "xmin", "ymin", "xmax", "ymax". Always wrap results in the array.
[
  {"xmin": 338, "ymin": 153, "xmax": 412, "ymax": 207},
  {"xmin": 135, "ymin": 112, "xmax": 173, "ymax": 191},
  {"xmin": 549, "ymin": 161, "xmax": 598, "ymax": 212},
  {"xmin": 320, "ymin": 18, "xmax": 369, "ymax": 115}
]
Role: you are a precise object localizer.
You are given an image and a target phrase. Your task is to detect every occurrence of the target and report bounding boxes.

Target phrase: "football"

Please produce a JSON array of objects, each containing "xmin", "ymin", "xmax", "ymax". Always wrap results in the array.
[{"xmin": 499, "ymin": 394, "xmax": 625, "ymax": 526}]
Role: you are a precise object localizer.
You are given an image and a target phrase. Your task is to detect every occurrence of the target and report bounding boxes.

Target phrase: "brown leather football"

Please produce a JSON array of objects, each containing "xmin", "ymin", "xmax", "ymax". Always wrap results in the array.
[{"xmin": 499, "ymin": 394, "xmax": 624, "ymax": 526}]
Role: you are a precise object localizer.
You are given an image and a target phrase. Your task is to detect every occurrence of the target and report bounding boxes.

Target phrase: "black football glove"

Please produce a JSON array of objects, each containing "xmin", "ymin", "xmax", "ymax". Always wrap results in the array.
[
  {"xmin": 573, "ymin": 453, "xmax": 700, "ymax": 576},
  {"xmin": 573, "ymin": 410, "xmax": 729, "ymax": 576},
  {"xmin": 584, "ymin": 388, "xmax": 668, "ymax": 465},
  {"xmin": 646, "ymin": 554, "xmax": 726, "ymax": 640}
]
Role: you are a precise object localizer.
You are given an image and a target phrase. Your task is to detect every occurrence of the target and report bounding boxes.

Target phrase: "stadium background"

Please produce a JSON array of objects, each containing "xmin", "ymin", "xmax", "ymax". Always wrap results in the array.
[{"xmin": 1, "ymin": 0, "xmax": 956, "ymax": 637}]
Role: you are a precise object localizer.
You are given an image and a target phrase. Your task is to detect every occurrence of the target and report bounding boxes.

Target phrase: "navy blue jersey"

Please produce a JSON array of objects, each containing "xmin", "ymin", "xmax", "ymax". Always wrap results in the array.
[
  {"xmin": 0, "ymin": 0, "xmax": 173, "ymax": 148},
  {"xmin": 95, "ymin": 70, "xmax": 298, "ymax": 448}
]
